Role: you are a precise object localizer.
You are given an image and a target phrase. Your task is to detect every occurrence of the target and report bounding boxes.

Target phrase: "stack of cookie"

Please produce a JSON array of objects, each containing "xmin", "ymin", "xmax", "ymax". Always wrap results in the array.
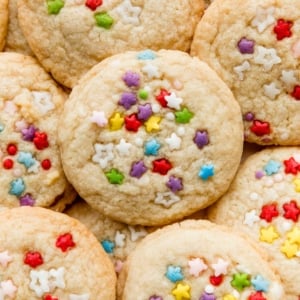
[{"xmin": 0, "ymin": 0, "xmax": 299, "ymax": 299}]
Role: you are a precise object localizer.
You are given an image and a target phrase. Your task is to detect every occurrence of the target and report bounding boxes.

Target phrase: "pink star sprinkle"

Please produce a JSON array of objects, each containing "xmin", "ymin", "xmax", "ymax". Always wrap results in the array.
[
  {"xmin": 188, "ymin": 258, "xmax": 208, "ymax": 277},
  {"xmin": 90, "ymin": 111, "xmax": 108, "ymax": 127},
  {"xmin": 0, "ymin": 251, "xmax": 12, "ymax": 267}
]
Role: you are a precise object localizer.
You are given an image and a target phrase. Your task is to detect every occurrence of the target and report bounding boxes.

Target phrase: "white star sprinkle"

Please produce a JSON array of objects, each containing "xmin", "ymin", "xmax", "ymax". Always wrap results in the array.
[
  {"xmin": 154, "ymin": 192, "xmax": 181, "ymax": 208},
  {"xmin": 165, "ymin": 92, "xmax": 183, "ymax": 110},
  {"xmin": 292, "ymin": 40, "xmax": 300, "ymax": 58},
  {"xmin": 165, "ymin": 133, "xmax": 182, "ymax": 150},
  {"xmin": 32, "ymin": 91, "xmax": 55, "ymax": 115},
  {"xmin": 115, "ymin": 230, "xmax": 126, "ymax": 248},
  {"xmin": 0, "ymin": 251, "xmax": 12, "ymax": 267},
  {"xmin": 243, "ymin": 210, "xmax": 260, "ymax": 227},
  {"xmin": 27, "ymin": 159, "xmax": 40, "ymax": 174},
  {"xmin": 116, "ymin": 139, "xmax": 131, "ymax": 156},
  {"xmin": 254, "ymin": 46, "xmax": 281, "ymax": 71},
  {"xmin": 114, "ymin": 0, "xmax": 142, "ymax": 25},
  {"xmin": 211, "ymin": 258, "xmax": 229, "ymax": 276},
  {"xmin": 142, "ymin": 63, "xmax": 161, "ymax": 79},
  {"xmin": 188, "ymin": 258, "xmax": 208, "ymax": 277},
  {"xmin": 233, "ymin": 61, "xmax": 250, "ymax": 80},
  {"xmin": 69, "ymin": 294, "xmax": 90, "ymax": 300},
  {"xmin": 92, "ymin": 143, "xmax": 114, "ymax": 169},
  {"xmin": 280, "ymin": 70, "xmax": 297, "ymax": 87},
  {"xmin": 90, "ymin": 111, "xmax": 108, "ymax": 127},
  {"xmin": 128, "ymin": 226, "xmax": 147, "ymax": 242},
  {"xmin": 251, "ymin": 6, "xmax": 275, "ymax": 33},
  {"xmin": 4, "ymin": 101, "xmax": 17, "ymax": 115},
  {"xmin": 263, "ymin": 82, "xmax": 281, "ymax": 99},
  {"xmin": 0, "ymin": 280, "xmax": 17, "ymax": 298}
]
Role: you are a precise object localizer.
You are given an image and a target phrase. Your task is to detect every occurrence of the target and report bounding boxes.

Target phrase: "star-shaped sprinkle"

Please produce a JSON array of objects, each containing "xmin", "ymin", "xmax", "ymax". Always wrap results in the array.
[
  {"xmin": 0, "ymin": 251, "xmax": 12, "ymax": 267},
  {"xmin": 165, "ymin": 92, "xmax": 183, "ymax": 110},
  {"xmin": 114, "ymin": 0, "xmax": 141, "ymax": 25},
  {"xmin": 137, "ymin": 50, "xmax": 156, "ymax": 60},
  {"xmin": 172, "ymin": 282, "xmax": 191, "ymax": 300},
  {"xmin": 32, "ymin": 91, "xmax": 54, "ymax": 115},
  {"xmin": 198, "ymin": 164, "xmax": 215, "ymax": 180},
  {"xmin": 259, "ymin": 225, "xmax": 280, "ymax": 243},
  {"xmin": 144, "ymin": 139, "xmax": 161, "ymax": 156},
  {"xmin": 128, "ymin": 226, "xmax": 147, "ymax": 242},
  {"xmin": 230, "ymin": 273, "xmax": 251, "ymax": 291},
  {"xmin": 4, "ymin": 101, "xmax": 17, "ymax": 114},
  {"xmin": 21, "ymin": 125, "xmax": 37, "ymax": 141},
  {"xmin": 251, "ymin": 6, "xmax": 275, "ymax": 33},
  {"xmin": 122, "ymin": 71, "xmax": 140, "ymax": 87},
  {"xmin": 175, "ymin": 107, "xmax": 194, "ymax": 124},
  {"xmin": 130, "ymin": 161, "xmax": 147, "ymax": 178},
  {"xmin": 233, "ymin": 61, "xmax": 250, "ymax": 80},
  {"xmin": 259, "ymin": 203, "xmax": 279, "ymax": 222},
  {"xmin": 273, "ymin": 19, "xmax": 293, "ymax": 40},
  {"xmin": 211, "ymin": 258, "xmax": 229, "ymax": 276},
  {"xmin": 105, "ymin": 168, "xmax": 124, "ymax": 184},
  {"xmin": 101, "ymin": 240, "xmax": 115, "ymax": 254},
  {"xmin": 237, "ymin": 37, "xmax": 255, "ymax": 54},
  {"xmin": 292, "ymin": 40, "xmax": 300, "ymax": 58},
  {"xmin": 92, "ymin": 143, "xmax": 114, "ymax": 169},
  {"xmin": 200, "ymin": 292, "xmax": 216, "ymax": 300},
  {"xmin": 142, "ymin": 63, "xmax": 161, "ymax": 79},
  {"xmin": 152, "ymin": 159, "xmax": 172, "ymax": 175},
  {"xmin": 223, "ymin": 295, "xmax": 237, "ymax": 300},
  {"xmin": 9, "ymin": 178, "xmax": 25, "ymax": 196},
  {"xmin": 69, "ymin": 294, "xmax": 90, "ymax": 300},
  {"xmin": 17, "ymin": 152, "xmax": 36, "ymax": 169},
  {"xmin": 250, "ymin": 120, "xmax": 271, "ymax": 136},
  {"xmin": 251, "ymin": 275, "xmax": 270, "ymax": 292},
  {"xmin": 137, "ymin": 104, "xmax": 152, "ymax": 121},
  {"xmin": 188, "ymin": 258, "xmax": 207, "ymax": 277},
  {"xmin": 56, "ymin": 233, "xmax": 75, "ymax": 252},
  {"xmin": 19, "ymin": 194, "xmax": 35, "ymax": 206},
  {"xmin": 283, "ymin": 200, "xmax": 300, "ymax": 222},
  {"xmin": 116, "ymin": 139, "xmax": 131, "ymax": 156},
  {"xmin": 165, "ymin": 133, "xmax": 181, "ymax": 150},
  {"xmin": 90, "ymin": 111, "xmax": 108, "ymax": 127},
  {"xmin": 165, "ymin": 265, "xmax": 184, "ymax": 283},
  {"xmin": 24, "ymin": 251, "xmax": 43, "ymax": 268},
  {"xmin": 264, "ymin": 160, "xmax": 281, "ymax": 175},
  {"xmin": 47, "ymin": 0, "xmax": 64, "ymax": 14},
  {"xmin": 154, "ymin": 192, "xmax": 180, "ymax": 207},
  {"xmin": 284, "ymin": 157, "xmax": 300, "ymax": 174},
  {"xmin": 1, "ymin": 280, "xmax": 17, "ymax": 298},
  {"xmin": 194, "ymin": 130, "xmax": 209, "ymax": 149},
  {"xmin": 125, "ymin": 114, "xmax": 142, "ymax": 132},
  {"xmin": 280, "ymin": 70, "xmax": 297, "ymax": 87},
  {"xmin": 243, "ymin": 210, "xmax": 260, "ymax": 227},
  {"xmin": 118, "ymin": 92, "xmax": 137, "ymax": 110},
  {"xmin": 291, "ymin": 85, "xmax": 300, "ymax": 100},
  {"xmin": 44, "ymin": 294, "xmax": 58, "ymax": 300},
  {"xmin": 94, "ymin": 12, "xmax": 114, "ymax": 29},
  {"xmin": 109, "ymin": 112, "xmax": 124, "ymax": 131},
  {"xmin": 263, "ymin": 83, "xmax": 281, "ymax": 100},
  {"xmin": 293, "ymin": 178, "xmax": 300, "ymax": 192},
  {"xmin": 85, "ymin": 0, "xmax": 103, "ymax": 10},
  {"xmin": 166, "ymin": 176, "xmax": 183, "ymax": 193},
  {"xmin": 281, "ymin": 240, "xmax": 298, "ymax": 258},
  {"xmin": 248, "ymin": 291, "xmax": 267, "ymax": 300},
  {"xmin": 287, "ymin": 227, "xmax": 300, "ymax": 245},
  {"xmin": 254, "ymin": 46, "xmax": 281, "ymax": 71},
  {"xmin": 156, "ymin": 89, "xmax": 170, "ymax": 107},
  {"xmin": 149, "ymin": 296, "xmax": 162, "ymax": 300},
  {"xmin": 115, "ymin": 231, "xmax": 126, "ymax": 247},
  {"xmin": 144, "ymin": 115, "xmax": 161, "ymax": 133}
]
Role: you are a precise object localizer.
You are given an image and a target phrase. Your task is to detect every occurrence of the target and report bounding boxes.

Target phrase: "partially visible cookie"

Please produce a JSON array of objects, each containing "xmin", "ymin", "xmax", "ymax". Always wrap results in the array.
[
  {"xmin": 208, "ymin": 147, "xmax": 300, "ymax": 299},
  {"xmin": 0, "ymin": 206, "xmax": 116, "ymax": 299},
  {"xmin": 0, "ymin": 0, "xmax": 8, "ymax": 50},
  {"xmin": 118, "ymin": 220, "xmax": 285, "ymax": 299},
  {"xmin": 191, "ymin": 0, "xmax": 300, "ymax": 145},
  {"xmin": 0, "ymin": 52, "xmax": 76, "ymax": 210}
]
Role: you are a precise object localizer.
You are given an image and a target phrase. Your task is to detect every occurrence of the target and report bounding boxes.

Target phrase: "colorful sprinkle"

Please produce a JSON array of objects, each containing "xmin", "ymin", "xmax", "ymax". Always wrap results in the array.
[
  {"xmin": 7, "ymin": 144, "xmax": 17, "ymax": 156},
  {"xmin": 198, "ymin": 164, "xmax": 215, "ymax": 180},
  {"xmin": 281, "ymin": 240, "xmax": 298, "ymax": 258},
  {"xmin": 47, "ymin": 0, "xmax": 64, "ymax": 14},
  {"xmin": 101, "ymin": 240, "xmax": 115, "ymax": 254},
  {"xmin": 122, "ymin": 71, "xmax": 140, "ymax": 88},
  {"xmin": 137, "ymin": 104, "xmax": 152, "ymax": 121},
  {"xmin": 156, "ymin": 89, "xmax": 170, "ymax": 107},
  {"xmin": 211, "ymin": 258, "xmax": 229, "ymax": 276},
  {"xmin": 188, "ymin": 258, "xmax": 207, "ymax": 277},
  {"xmin": 165, "ymin": 265, "xmax": 184, "ymax": 283},
  {"xmin": 109, "ymin": 112, "xmax": 124, "ymax": 131},
  {"xmin": 44, "ymin": 295, "xmax": 59, "ymax": 300},
  {"xmin": 152, "ymin": 159, "xmax": 172, "ymax": 175},
  {"xmin": 119, "ymin": 92, "xmax": 137, "ymax": 110},
  {"xmin": 130, "ymin": 161, "xmax": 147, "ymax": 178},
  {"xmin": 259, "ymin": 203, "xmax": 279, "ymax": 222},
  {"xmin": 230, "ymin": 273, "xmax": 251, "ymax": 291},
  {"xmin": 172, "ymin": 282, "xmax": 191, "ymax": 300},
  {"xmin": 17, "ymin": 152, "xmax": 36, "ymax": 169},
  {"xmin": 90, "ymin": 111, "xmax": 108, "ymax": 127},
  {"xmin": 56, "ymin": 233, "xmax": 76, "ymax": 252},
  {"xmin": 248, "ymin": 292, "xmax": 267, "ymax": 300},
  {"xmin": 165, "ymin": 92, "xmax": 183, "ymax": 110},
  {"xmin": 259, "ymin": 225, "xmax": 280, "ymax": 243},
  {"xmin": 237, "ymin": 37, "xmax": 255, "ymax": 54},
  {"xmin": 137, "ymin": 50, "xmax": 156, "ymax": 60},
  {"xmin": 105, "ymin": 168, "xmax": 124, "ymax": 184},
  {"xmin": 33, "ymin": 132, "xmax": 49, "ymax": 150},
  {"xmin": 200, "ymin": 292, "xmax": 216, "ymax": 300},
  {"xmin": 251, "ymin": 275, "xmax": 270, "ymax": 292},
  {"xmin": 24, "ymin": 251, "xmax": 43, "ymax": 268},
  {"xmin": 41, "ymin": 159, "xmax": 52, "ymax": 170},
  {"xmin": 209, "ymin": 275, "xmax": 223, "ymax": 286},
  {"xmin": 283, "ymin": 200, "xmax": 300, "ymax": 222},
  {"xmin": 250, "ymin": 120, "xmax": 271, "ymax": 136},
  {"xmin": 125, "ymin": 114, "xmax": 142, "ymax": 132},
  {"xmin": 85, "ymin": 0, "xmax": 103, "ymax": 11},
  {"xmin": 3, "ymin": 158, "xmax": 13, "ymax": 169},
  {"xmin": 144, "ymin": 115, "xmax": 161, "ymax": 133},
  {"xmin": 284, "ymin": 157, "xmax": 300, "ymax": 174},
  {"xmin": 286, "ymin": 227, "xmax": 300, "ymax": 244},
  {"xmin": 0, "ymin": 251, "xmax": 12, "ymax": 267},
  {"xmin": 263, "ymin": 160, "xmax": 281, "ymax": 175},
  {"xmin": 194, "ymin": 130, "xmax": 209, "ymax": 149},
  {"xmin": 9, "ymin": 178, "xmax": 25, "ymax": 196},
  {"xmin": 149, "ymin": 296, "xmax": 162, "ymax": 300},
  {"xmin": 166, "ymin": 176, "xmax": 183, "ymax": 193},
  {"xmin": 175, "ymin": 108, "xmax": 193, "ymax": 124},
  {"xmin": 144, "ymin": 139, "xmax": 161, "ymax": 156},
  {"xmin": 291, "ymin": 85, "xmax": 300, "ymax": 100},
  {"xmin": 19, "ymin": 194, "xmax": 35, "ymax": 206},
  {"xmin": 94, "ymin": 12, "xmax": 114, "ymax": 29},
  {"xmin": 138, "ymin": 89, "xmax": 149, "ymax": 100},
  {"xmin": 273, "ymin": 19, "xmax": 293, "ymax": 40},
  {"xmin": 21, "ymin": 125, "xmax": 37, "ymax": 141}
]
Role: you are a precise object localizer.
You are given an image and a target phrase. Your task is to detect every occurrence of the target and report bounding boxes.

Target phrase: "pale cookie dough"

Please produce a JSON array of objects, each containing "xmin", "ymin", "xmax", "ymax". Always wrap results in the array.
[
  {"xmin": 17, "ymin": 0, "xmax": 205, "ymax": 88},
  {"xmin": 208, "ymin": 147, "xmax": 300, "ymax": 299},
  {"xmin": 191, "ymin": 0, "xmax": 300, "ymax": 146},
  {"xmin": 0, "ymin": 52, "xmax": 76, "ymax": 210},
  {"xmin": 4, "ymin": 0, "xmax": 34, "ymax": 55},
  {"xmin": 0, "ymin": 0, "xmax": 8, "ymax": 50},
  {"xmin": 58, "ymin": 50, "xmax": 243, "ymax": 226},
  {"xmin": 118, "ymin": 220, "xmax": 285, "ymax": 300},
  {"xmin": 0, "ymin": 206, "xmax": 116, "ymax": 299}
]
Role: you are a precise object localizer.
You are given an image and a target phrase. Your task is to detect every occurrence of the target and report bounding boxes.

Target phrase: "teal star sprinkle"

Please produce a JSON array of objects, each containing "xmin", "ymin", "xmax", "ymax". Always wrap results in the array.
[
  {"xmin": 144, "ymin": 139, "xmax": 161, "ymax": 156},
  {"xmin": 165, "ymin": 265, "xmax": 184, "ymax": 283},
  {"xmin": 101, "ymin": 240, "xmax": 115, "ymax": 254},
  {"xmin": 198, "ymin": 164, "xmax": 215, "ymax": 180},
  {"xmin": 17, "ymin": 152, "xmax": 36, "ymax": 169},
  {"xmin": 251, "ymin": 274, "xmax": 270, "ymax": 292},
  {"xmin": 137, "ymin": 50, "xmax": 156, "ymax": 60},
  {"xmin": 9, "ymin": 178, "xmax": 25, "ymax": 196},
  {"xmin": 264, "ymin": 159, "xmax": 281, "ymax": 176}
]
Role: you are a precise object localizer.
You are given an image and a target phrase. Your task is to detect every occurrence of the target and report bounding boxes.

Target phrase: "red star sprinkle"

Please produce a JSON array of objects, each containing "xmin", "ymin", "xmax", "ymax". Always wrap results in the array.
[
  {"xmin": 3, "ymin": 158, "xmax": 14, "ymax": 169},
  {"xmin": 44, "ymin": 295, "xmax": 59, "ymax": 300},
  {"xmin": 33, "ymin": 132, "xmax": 49, "ymax": 150},
  {"xmin": 260, "ymin": 203, "xmax": 279, "ymax": 222},
  {"xmin": 250, "ymin": 120, "xmax": 271, "ymax": 136},
  {"xmin": 291, "ymin": 85, "xmax": 300, "ymax": 100},
  {"xmin": 284, "ymin": 157, "xmax": 300, "ymax": 175},
  {"xmin": 56, "ymin": 233, "xmax": 76, "ymax": 252},
  {"xmin": 155, "ymin": 89, "xmax": 171, "ymax": 107},
  {"xmin": 7, "ymin": 143, "xmax": 18, "ymax": 155},
  {"xmin": 152, "ymin": 158, "xmax": 172, "ymax": 175},
  {"xmin": 41, "ymin": 159, "xmax": 52, "ymax": 170},
  {"xmin": 273, "ymin": 19, "xmax": 293, "ymax": 40},
  {"xmin": 24, "ymin": 251, "xmax": 44, "ymax": 268},
  {"xmin": 248, "ymin": 291, "xmax": 267, "ymax": 300},
  {"xmin": 283, "ymin": 200, "xmax": 300, "ymax": 222},
  {"xmin": 85, "ymin": 0, "xmax": 102, "ymax": 10},
  {"xmin": 209, "ymin": 275, "xmax": 223, "ymax": 286},
  {"xmin": 125, "ymin": 114, "xmax": 142, "ymax": 132}
]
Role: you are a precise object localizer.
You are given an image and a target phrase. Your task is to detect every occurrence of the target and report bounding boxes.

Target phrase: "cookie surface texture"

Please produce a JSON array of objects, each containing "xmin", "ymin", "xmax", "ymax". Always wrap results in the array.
[
  {"xmin": 0, "ymin": 0, "xmax": 8, "ymax": 50},
  {"xmin": 59, "ymin": 50, "xmax": 243, "ymax": 226},
  {"xmin": 17, "ymin": 0, "xmax": 205, "ymax": 88},
  {"xmin": 0, "ymin": 206, "xmax": 116, "ymax": 299},
  {"xmin": 208, "ymin": 147, "xmax": 300, "ymax": 299},
  {"xmin": 118, "ymin": 219, "xmax": 285, "ymax": 299},
  {"xmin": 0, "ymin": 52, "xmax": 75, "ymax": 210},
  {"xmin": 191, "ymin": 0, "xmax": 300, "ymax": 145}
]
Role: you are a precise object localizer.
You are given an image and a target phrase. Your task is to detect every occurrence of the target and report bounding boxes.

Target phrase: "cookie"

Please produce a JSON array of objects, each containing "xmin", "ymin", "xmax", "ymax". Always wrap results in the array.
[
  {"xmin": 0, "ymin": 206, "xmax": 116, "ymax": 299},
  {"xmin": 191, "ymin": 0, "xmax": 300, "ymax": 146},
  {"xmin": 4, "ymin": 0, "xmax": 34, "ymax": 55},
  {"xmin": 208, "ymin": 147, "xmax": 300, "ymax": 299},
  {"xmin": 58, "ymin": 49, "xmax": 243, "ymax": 226},
  {"xmin": 0, "ymin": 52, "xmax": 76, "ymax": 210},
  {"xmin": 17, "ymin": 0, "xmax": 205, "ymax": 88},
  {"xmin": 118, "ymin": 219, "xmax": 285, "ymax": 299},
  {"xmin": 0, "ymin": 0, "xmax": 8, "ymax": 50}
]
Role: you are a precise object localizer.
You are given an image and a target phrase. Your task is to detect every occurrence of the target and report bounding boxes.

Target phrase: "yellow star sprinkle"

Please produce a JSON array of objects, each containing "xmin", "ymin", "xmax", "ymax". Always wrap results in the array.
[
  {"xmin": 109, "ymin": 112, "xmax": 124, "ymax": 131},
  {"xmin": 287, "ymin": 227, "xmax": 300, "ymax": 245},
  {"xmin": 281, "ymin": 240, "xmax": 298, "ymax": 258},
  {"xmin": 259, "ymin": 225, "xmax": 280, "ymax": 243},
  {"xmin": 293, "ymin": 178, "xmax": 300, "ymax": 192},
  {"xmin": 144, "ymin": 115, "xmax": 161, "ymax": 133},
  {"xmin": 171, "ymin": 282, "xmax": 191, "ymax": 300},
  {"xmin": 223, "ymin": 295, "xmax": 237, "ymax": 300}
]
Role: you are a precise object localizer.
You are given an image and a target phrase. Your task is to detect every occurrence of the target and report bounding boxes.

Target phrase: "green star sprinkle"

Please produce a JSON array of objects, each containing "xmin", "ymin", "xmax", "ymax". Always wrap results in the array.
[
  {"xmin": 175, "ymin": 107, "xmax": 194, "ymax": 124},
  {"xmin": 230, "ymin": 273, "xmax": 251, "ymax": 291},
  {"xmin": 95, "ymin": 12, "xmax": 114, "ymax": 29},
  {"xmin": 47, "ymin": 0, "xmax": 64, "ymax": 14},
  {"xmin": 105, "ymin": 168, "xmax": 124, "ymax": 184}
]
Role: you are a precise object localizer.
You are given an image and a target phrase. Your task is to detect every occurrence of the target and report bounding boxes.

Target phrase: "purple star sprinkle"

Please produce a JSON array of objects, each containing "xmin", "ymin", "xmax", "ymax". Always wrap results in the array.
[
  {"xmin": 193, "ymin": 130, "xmax": 209, "ymax": 149},
  {"xmin": 130, "ymin": 161, "xmax": 147, "ymax": 178},
  {"xmin": 166, "ymin": 176, "xmax": 183, "ymax": 193},
  {"xmin": 244, "ymin": 112, "xmax": 254, "ymax": 122},
  {"xmin": 137, "ymin": 104, "xmax": 152, "ymax": 121},
  {"xmin": 255, "ymin": 170, "xmax": 264, "ymax": 179},
  {"xmin": 200, "ymin": 292, "xmax": 216, "ymax": 300},
  {"xmin": 19, "ymin": 194, "xmax": 35, "ymax": 206},
  {"xmin": 118, "ymin": 92, "xmax": 137, "ymax": 110},
  {"xmin": 149, "ymin": 296, "xmax": 163, "ymax": 300},
  {"xmin": 21, "ymin": 125, "xmax": 37, "ymax": 141},
  {"xmin": 122, "ymin": 71, "xmax": 140, "ymax": 88},
  {"xmin": 238, "ymin": 37, "xmax": 255, "ymax": 54}
]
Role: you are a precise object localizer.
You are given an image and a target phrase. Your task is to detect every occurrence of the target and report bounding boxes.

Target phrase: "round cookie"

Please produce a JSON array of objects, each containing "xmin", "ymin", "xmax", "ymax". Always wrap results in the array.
[
  {"xmin": 118, "ymin": 219, "xmax": 285, "ymax": 299},
  {"xmin": 17, "ymin": 0, "xmax": 205, "ymax": 88},
  {"xmin": 0, "ymin": 52, "xmax": 75, "ymax": 210},
  {"xmin": 0, "ymin": 206, "xmax": 116, "ymax": 299},
  {"xmin": 191, "ymin": 0, "xmax": 300, "ymax": 146},
  {"xmin": 0, "ymin": 0, "xmax": 8, "ymax": 50},
  {"xmin": 208, "ymin": 147, "xmax": 300, "ymax": 299},
  {"xmin": 58, "ymin": 50, "xmax": 243, "ymax": 226}
]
